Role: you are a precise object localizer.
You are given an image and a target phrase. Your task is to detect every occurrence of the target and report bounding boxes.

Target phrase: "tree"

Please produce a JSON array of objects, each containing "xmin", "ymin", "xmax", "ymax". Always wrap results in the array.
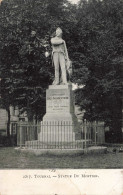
[
  {"xmin": 0, "ymin": 0, "xmax": 77, "ymax": 126},
  {"xmin": 73, "ymin": 0, "xmax": 123, "ymax": 142}
]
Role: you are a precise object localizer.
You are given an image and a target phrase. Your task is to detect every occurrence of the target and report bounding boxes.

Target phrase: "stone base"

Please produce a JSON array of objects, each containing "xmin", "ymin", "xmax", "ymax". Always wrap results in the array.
[
  {"xmin": 16, "ymin": 146, "xmax": 107, "ymax": 156},
  {"xmin": 25, "ymin": 139, "xmax": 85, "ymax": 149},
  {"xmin": 43, "ymin": 112, "xmax": 75, "ymax": 121},
  {"xmin": 39, "ymin": 113, "xmax": 81, "ymax": 142},
  {"xmin": 38, "ymin": 120, "xmax": 75, "ymax": 142},
  {"xmin": 38, "ymin": 84, "xmax": 81, "ymax": 142}
]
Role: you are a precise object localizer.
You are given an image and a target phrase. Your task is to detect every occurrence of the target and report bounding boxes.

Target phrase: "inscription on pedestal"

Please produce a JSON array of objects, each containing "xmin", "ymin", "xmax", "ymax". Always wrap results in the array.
[{"xmin": 47, "ymin": 92, "xmax": 69, "ymax": 112}]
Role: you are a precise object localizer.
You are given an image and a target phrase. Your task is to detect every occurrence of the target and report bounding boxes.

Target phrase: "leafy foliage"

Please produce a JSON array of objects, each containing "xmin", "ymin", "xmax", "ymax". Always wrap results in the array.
[
  {"xmin": 73, "ymin": 0, "xmax": 123, "ymax": 142},
  {"xmin": 0, "ymin": 0, "xmax": 76, "ymax": 121}
]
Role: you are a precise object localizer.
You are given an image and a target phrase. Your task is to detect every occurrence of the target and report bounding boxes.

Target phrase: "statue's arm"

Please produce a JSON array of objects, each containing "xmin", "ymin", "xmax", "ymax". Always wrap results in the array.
[
  {"xmin": 51, "ymin": 38, "xmax": 63, "ymax": 45},
  {"xmin": 64, "ymin": 41, "xmax": 69, "ymax": 60}
]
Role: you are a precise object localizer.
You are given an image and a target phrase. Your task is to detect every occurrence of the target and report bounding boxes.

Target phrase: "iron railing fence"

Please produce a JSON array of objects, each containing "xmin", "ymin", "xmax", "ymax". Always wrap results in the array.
[
  {"xmin": 17, "ymin": 121, "xmax": 92, "ymax": 149},
  {"xmin": 17, "ymin": 123, "xmax": 40, "ymax": 147},
  {"xmin": 82, "ymin": 120, "xmax": 105, "ymax": 145},
  {"xmin": 25, "ymin": 140, "xmax": 88, "ymax": 150}
]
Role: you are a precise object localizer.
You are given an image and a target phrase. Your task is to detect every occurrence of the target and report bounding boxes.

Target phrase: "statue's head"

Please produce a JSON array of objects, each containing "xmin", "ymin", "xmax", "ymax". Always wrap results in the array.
[{"xmin": 56, "ymin": 28, "xmax": 62, "ymax": 37}]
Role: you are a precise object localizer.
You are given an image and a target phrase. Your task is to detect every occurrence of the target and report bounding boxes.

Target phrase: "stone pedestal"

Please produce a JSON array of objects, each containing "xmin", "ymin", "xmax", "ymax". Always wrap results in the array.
[{"xmin": 38, "ymin": 84, "xmax": 81, "ymax": 142}]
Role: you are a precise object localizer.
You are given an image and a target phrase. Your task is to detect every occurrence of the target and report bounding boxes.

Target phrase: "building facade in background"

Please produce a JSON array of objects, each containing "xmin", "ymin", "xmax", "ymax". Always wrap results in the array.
[{"xmin": 0, "ymin": 106, "xmax": 28, "ymax": 136}]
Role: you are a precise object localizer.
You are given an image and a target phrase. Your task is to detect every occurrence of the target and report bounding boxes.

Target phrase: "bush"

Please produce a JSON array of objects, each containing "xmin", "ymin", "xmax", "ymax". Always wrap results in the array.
[
  {"xmin": 105, "ymin": 131, "xmax": 123, "ymax": 143},
  {"xmin": 0, "ymin": 134, "xmax": 17, "ymax": 147}
]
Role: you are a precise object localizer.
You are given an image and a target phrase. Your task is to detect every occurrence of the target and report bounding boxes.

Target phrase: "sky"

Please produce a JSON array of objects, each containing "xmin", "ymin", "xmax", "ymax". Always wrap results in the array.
[
  {"xmin": 0, "ymin": 0, "xmax": 80, "ymax": 5},
  {"xmin": 69, "ymin": 0, "xmax": 79, "ymax": 4}
]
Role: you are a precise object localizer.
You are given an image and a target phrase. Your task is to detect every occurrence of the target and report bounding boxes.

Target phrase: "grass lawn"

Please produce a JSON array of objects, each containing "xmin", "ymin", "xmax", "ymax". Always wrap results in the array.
[{"xmin": 0, "ymin": 147, "xmax": 123, "ymax": 169}]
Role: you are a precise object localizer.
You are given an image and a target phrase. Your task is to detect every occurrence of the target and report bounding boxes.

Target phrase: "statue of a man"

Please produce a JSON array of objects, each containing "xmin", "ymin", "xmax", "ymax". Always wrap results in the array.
[{"xmin": 51, "ymin": 28, "xmax": 70, "ymax": 85}]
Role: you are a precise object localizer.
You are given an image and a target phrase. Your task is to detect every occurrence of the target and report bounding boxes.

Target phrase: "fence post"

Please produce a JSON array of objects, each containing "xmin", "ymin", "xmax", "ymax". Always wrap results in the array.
[
  {"xmin": 20, "ymin": 124, "xmax": 23, "ymax": 148},
  {"xmin": 17, "ymin": 124, "xmax": 20, "ymax": 146},
  {"xmin": 84, "ymin": 119, "xmax": 87, "ymax": 148},
  {"xmin": 19, "ymin": 123, "xmax": 25, "ymax": 148},
  {"xmin": 90, "ymin": 122, "xmax": 92, "ymax": 144},
  {"xmin": 95, "ymin": 121, "xmax": 97, "ymax": 145}
]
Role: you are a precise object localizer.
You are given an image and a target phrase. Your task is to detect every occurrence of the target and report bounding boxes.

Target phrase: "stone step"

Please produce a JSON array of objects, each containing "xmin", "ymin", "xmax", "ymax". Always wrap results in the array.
[{"xmin": 25, "ymin": 140, "xmax": 92, "ymax": 149}]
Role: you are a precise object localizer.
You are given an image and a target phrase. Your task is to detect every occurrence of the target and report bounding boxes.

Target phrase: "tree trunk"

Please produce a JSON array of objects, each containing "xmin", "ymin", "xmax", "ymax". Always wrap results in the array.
[
  {"xmin": 110, "ymin": 119, "xmax": 122, "ymax": 143},
  {"xmin": 6, "ymin": 107, "xmax": 12, "ymax": 146},
  {"xmin": 109, "ymin": 98, "xmax": 122, "ymax": 143}
]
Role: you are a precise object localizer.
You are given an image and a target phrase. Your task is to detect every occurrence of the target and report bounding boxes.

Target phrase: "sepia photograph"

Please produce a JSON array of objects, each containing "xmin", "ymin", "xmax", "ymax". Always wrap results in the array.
[{"xmin": 0, "ymin": 0, "xmax": 123, "ymax": 194}]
